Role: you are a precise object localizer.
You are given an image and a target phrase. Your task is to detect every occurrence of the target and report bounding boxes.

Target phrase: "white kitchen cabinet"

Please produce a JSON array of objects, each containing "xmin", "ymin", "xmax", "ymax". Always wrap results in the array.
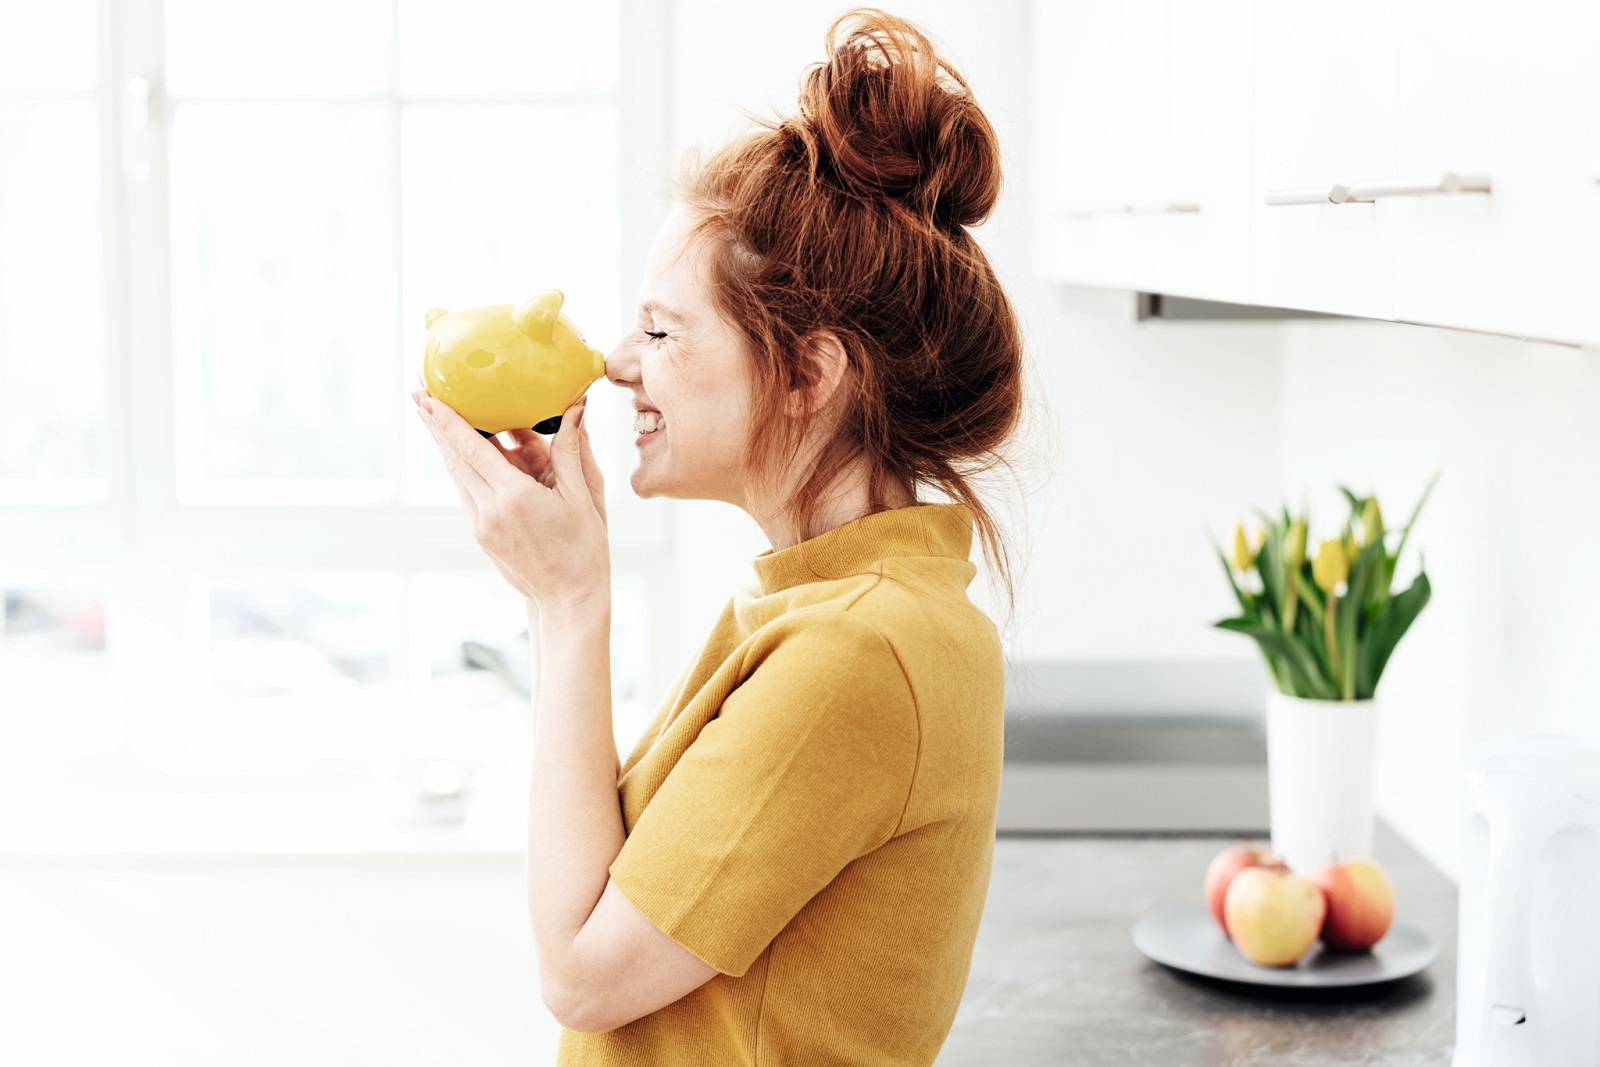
[
  {"xmin": 1030, "ymin": 0, "xmax": 1253, "ymax": 303},
  {"xmin": 1392, "ymin": 0, "xmax": 1600, "ymax": 347},
  {"xmin": 1248, "ymin": 0, "xmax": 1401, "ymax": 320},
  {"xmin": 1032, "ymin": 0, "xmax": 1600, "ymax": 348}
]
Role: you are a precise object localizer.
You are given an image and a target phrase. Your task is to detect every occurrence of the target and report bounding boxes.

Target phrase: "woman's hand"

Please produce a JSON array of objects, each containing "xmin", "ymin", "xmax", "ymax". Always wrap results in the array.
[{"xmin": 412, "ymin": 383, "xmax": 609, "ymax": 612}]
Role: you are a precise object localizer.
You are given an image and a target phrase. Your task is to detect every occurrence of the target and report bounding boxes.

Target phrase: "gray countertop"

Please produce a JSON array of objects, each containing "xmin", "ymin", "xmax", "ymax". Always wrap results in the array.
[{"xmin": 938, "ymin": 820, "xmax": 1457, "ymax": 1066}]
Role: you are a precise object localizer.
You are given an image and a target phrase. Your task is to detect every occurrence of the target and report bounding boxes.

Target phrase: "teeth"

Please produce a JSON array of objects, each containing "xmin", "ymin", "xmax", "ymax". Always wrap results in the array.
[{"xmin": 634, "ymin": 411, "xmax": 665, "ymax": 433}]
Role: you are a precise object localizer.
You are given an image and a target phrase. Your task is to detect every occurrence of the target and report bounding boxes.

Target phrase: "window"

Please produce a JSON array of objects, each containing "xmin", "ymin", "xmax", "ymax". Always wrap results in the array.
[{"xmin": 0, "ymin": 0, "xmax": 672, "ymax": 845}]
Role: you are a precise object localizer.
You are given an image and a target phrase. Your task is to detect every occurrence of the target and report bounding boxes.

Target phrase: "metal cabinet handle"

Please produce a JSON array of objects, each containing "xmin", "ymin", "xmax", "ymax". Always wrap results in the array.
[
  {"xmin": 1264, "ymin": 184, "xmax": 1369, "ymax": 206},
  {"xmin": 1265, "ymin": 173, "xmax": 1490, "ymax": 207},
  {"xmin": 1346, "ymin": 173, "xmax": 1491, "ymax": 198},
  {"xmin": 1060, "ymin": 201, "xmax": 1200, "ymax": 219}
]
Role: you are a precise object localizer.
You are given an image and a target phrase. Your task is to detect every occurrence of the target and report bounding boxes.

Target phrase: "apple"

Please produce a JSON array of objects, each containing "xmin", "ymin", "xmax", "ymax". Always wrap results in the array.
[
  {"xmin": 1223, "ymin": 865, "xmax": 1327, "ymax": 967},
  {"xmin": 1204, "ymin": 842, "xmax": 1275, "ymax": 936},
  {"xmin": 1307, "ymin": 858, "xmax": 1395, "ymax": 950}
]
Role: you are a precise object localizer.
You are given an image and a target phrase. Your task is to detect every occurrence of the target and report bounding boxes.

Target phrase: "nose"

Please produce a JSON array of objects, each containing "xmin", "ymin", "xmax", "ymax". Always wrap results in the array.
[{"xmin": 605, "ymin": 336, "xmax": 637, "ymax": 391}]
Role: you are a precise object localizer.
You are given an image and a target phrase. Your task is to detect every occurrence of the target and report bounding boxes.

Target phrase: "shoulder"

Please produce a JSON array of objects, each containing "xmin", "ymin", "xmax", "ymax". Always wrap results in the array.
[{"xmin": 742, "ymin": 603, "xmax": 913, "ymax": 694}]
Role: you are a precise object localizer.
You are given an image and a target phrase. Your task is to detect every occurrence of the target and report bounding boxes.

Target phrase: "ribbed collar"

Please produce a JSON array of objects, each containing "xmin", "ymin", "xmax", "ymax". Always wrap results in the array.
[{"xmin": 750, "ymin": 502, "xmax": 975, "ymax": 595}]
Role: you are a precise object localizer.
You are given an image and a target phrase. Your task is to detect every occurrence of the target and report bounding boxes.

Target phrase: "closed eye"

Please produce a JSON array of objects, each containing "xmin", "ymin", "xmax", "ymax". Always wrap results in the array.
[{"xmin": 642, "ymin": 330, "xmax": 667, "ymax": 341}]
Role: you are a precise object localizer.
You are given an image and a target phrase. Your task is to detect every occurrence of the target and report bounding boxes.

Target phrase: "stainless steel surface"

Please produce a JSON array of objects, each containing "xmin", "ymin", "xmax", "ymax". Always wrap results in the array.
[
  {"xmin": 998, "ymin": 713, "xmax": 1269, "ymax": 833},
  {"xmin": 1005, "ymin": 660, "xmax": 1266, "ymax": 717},
  {"xmin": 939, "ymin": 819, "xmax": 1457, "ymax": 1066}
]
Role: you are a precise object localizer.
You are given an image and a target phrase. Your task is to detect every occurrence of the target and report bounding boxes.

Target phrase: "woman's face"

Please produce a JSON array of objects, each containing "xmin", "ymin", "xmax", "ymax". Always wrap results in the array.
[{"xmin": 605, "ymin": 205, "xmax": 758, "ymax": 507}]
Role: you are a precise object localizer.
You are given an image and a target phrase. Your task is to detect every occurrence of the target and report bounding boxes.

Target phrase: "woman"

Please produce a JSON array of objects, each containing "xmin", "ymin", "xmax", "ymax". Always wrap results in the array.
[{"xmin": 414, "ymin": 8, "xmax": 1023, "ymax": 1064}]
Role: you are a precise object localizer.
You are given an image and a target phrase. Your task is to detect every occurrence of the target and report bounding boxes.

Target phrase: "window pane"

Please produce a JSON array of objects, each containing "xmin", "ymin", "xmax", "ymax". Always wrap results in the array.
[
  {"xmin": 0, "ymin": 0, "xmax": 96, "ymax": 92},
  {"xmin": 609, "ymin": 568, "xmax": 652, "ymax": 752},
  {"xmin": 165, "ymin": 0, "xmax": 391, "ymax": 98},
  {"xmin": 409, "ymin": 568, "xmax": 650, "ymax": 756},
  {"xmin": 398, "ymin": 0, "xmax": 619, "ymax": 97},
  {"xmin": 0, "ymin": 102, "xmax": 106, "ymax": 481},
  {"xmin": 400, "ymin": 103, "xmax": 618, "ymax": 490},
  {"xmin": 0, "ymin": 581, "xmax": 116, "ymax": 760},
  {"xmin": 152, "ymin": 573, "xmax": 405, "ymax": 773},
  {"xmin": 169, "ymin": 103, "xmax": 396, "ymax": 490},
  {"xmin": 409, "ymin": 571, "xmax": 531, "ymax": 760}
]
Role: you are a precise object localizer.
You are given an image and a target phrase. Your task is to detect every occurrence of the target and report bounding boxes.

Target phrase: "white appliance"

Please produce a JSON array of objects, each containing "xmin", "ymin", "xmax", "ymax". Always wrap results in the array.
[{"xmin": 1454, "ymin": 733, "xmax": 1600, "ymax": 1067}]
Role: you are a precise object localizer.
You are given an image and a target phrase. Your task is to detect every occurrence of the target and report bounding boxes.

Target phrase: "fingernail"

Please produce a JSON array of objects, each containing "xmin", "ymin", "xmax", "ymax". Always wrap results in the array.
[
  {"xmin": 573, "ymin": 404, "xmax": 585, "ymax": 430},
  {"xmin": 422, "ymin": 400, "xmax": 434, "ymax": 416}
]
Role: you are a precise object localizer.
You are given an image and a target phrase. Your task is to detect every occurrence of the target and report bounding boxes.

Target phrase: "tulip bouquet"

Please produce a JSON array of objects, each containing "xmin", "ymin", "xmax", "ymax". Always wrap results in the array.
[{"xmin": 1211, "ymin": 475, "xmax": 1438, "ymax": 701}]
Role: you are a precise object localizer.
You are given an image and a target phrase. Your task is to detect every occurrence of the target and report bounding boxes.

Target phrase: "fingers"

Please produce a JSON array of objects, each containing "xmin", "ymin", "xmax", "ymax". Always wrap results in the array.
[
  {"xmin": 417, "ymin": 397, "xmax": 499, "ymax": 502},
  {"xmin": 488, "ymin": 431, "xmax": 555, "ymax": 487},
  {"xmin": 547, "ymin": 396, "xmax": 589, "ymax": 503},
  {"xmin": 574, "ymin": 402, "xmax": 606, "ymax": 516}
]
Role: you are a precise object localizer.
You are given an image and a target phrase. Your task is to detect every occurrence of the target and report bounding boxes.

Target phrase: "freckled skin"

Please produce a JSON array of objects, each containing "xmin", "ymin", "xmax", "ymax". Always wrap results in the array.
[{"xmin": 601, "ymin": 205, "xmax": 762, "ymax": 508}]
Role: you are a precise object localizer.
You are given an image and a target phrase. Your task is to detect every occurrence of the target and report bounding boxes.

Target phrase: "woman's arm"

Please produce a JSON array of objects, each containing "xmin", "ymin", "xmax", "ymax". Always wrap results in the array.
[
  {"xmin": 524, "ymin": 595, "xmax": 621, "ymax": 938},
  {"xmin": 524, "ymin": 594, "xmax": 718, "ymax": 1034},
  {"xmin": 411, "ymin": 388, "xmax": 715, "ymax": 1030}
]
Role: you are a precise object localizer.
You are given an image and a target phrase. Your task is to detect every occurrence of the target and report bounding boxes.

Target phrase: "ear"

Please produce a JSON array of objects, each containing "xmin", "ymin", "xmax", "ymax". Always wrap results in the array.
[
  {"xmin": 513, "ymin": 289, "xmax": 565, "ymax": 343},
  {"xmin": 786, "ymin": 329, "xmax": 851, "ymax": 419}
]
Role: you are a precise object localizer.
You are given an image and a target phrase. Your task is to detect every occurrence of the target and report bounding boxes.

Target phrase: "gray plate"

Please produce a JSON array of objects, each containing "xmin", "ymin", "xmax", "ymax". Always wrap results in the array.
[{"xmin": 1131, "ymin": 900, "xmax": 1438, "ymax": 987}]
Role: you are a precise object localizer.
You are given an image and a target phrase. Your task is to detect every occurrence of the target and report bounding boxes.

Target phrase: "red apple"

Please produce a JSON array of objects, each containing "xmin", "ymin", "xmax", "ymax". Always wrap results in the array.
[
  {"xmin": 1224, "ymin": 865, "xmax": 1328, "ymax": 967},
  {"xmin": 1307, "ymin": 858, "xmax": 1395, "ymax": 950},
  {"xmin": 1204, "ymin": 842, "xmax": 1275, "ymax": 936}
]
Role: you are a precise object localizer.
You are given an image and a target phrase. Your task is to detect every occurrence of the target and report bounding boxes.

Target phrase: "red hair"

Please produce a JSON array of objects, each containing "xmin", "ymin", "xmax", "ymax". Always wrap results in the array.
[{"xmin": 672, "ymin": 7, "xmax": 1027, "ymax": 620}]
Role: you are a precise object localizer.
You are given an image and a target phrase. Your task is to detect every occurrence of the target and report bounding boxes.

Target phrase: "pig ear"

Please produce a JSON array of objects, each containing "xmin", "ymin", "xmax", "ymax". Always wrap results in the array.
[
  {"xmin": 513, "ymin": 289, "xmax": 565, "ymax": 342},
  {"xmin": 424, "ymin": 307, "xmax": 449, "ymax": 330}
]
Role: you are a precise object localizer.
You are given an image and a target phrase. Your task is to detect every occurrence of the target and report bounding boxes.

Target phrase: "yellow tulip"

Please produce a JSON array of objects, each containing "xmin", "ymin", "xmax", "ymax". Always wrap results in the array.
[
  {"xmin": 1231, "ymin": 523, "xmax": 1257, "ymax": 572},
  {"xmin": 1284, "ymin": 520, "xmax": 1307, "ymax": 567},
  {"xmin": 1313, "ymin": 538, "xmax": 1350, "ymax": 592},
  {"xmin": 1361, "ymin": 496, "xmax": 1385, "ymax": 546}
]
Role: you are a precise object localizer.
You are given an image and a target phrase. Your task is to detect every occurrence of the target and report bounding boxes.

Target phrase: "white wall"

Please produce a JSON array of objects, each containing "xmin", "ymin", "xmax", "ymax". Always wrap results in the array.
[
  {"xmin": 654, "ymin": 0, "xmax": 1286, "ymax": 679},
  {"xmin": 1277, "ymin": 320, "xmax": 1600, "ymax": 882}
]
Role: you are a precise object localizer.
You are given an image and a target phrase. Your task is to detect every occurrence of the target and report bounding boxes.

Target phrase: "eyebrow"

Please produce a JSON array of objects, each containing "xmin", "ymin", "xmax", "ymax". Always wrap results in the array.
[{"xmin": 640, "ymin": 301, "xmax": 689, "ymax": 324}]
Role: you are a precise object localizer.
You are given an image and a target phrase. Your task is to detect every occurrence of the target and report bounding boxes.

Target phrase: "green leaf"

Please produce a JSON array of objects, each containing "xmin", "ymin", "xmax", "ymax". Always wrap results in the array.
[
  {"xmin": 1337, "ymin": 485, "xmax": 1365, "ymax": 517},
  {"xmin": 1338, "ymin": 537, "xmax": 1385, "ymax": 700},
  {"xmin": 1208, "ymin": 531, "xmax": 1255, "ymax": 618},
  {"xmin": 1216, "ymin": 618, "xmax": 1339, "ymax": 700},
  {"xmin": 1295, "ymin": 564, "xmax": 1327, "ymax": 617},
  {"xmin": 1391, "ymin": 469, "xmax": 1442, "ymax": 572},
  {"xmin": 1256, "ymin": 521, "xmax": 1285, "ymax": 622},
  {"xmin": 1358, "ymin": 569, "xmax": 1432, "ymax": 697},
  {"xmin": 1295, "ymin": 594, "xmax": 1333, "ymax": 682}
]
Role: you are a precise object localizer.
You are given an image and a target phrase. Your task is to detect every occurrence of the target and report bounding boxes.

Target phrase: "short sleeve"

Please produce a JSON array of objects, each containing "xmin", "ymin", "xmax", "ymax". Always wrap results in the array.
[{"xmin": 607, "ymin": 610, "xmax": 920, "ymax": 977}]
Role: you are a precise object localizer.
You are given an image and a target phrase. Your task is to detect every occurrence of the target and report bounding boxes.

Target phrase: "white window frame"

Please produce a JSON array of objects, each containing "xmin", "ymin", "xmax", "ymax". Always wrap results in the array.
[{"xmin": 0, "ymin": 0, "xmax": 680, "ymax": 760}]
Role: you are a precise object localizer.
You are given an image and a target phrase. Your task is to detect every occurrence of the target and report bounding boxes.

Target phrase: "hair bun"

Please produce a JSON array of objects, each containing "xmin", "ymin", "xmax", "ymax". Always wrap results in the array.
[{"xmin": 795, "ymin": 8, "xmax": 1000, "ymax": 230}]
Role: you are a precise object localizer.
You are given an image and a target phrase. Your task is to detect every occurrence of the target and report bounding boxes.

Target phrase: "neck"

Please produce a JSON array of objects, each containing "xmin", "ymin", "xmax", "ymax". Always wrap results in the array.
[{"xmin": 749, "ymin": 456, "xmax": 918, "ymax": 551}]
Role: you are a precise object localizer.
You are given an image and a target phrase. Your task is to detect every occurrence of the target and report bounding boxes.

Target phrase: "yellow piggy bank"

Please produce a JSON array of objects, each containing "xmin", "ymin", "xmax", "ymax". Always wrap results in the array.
[{"xmin": 422, "ymin": 289, "xmax": 607, "ymax": 437}]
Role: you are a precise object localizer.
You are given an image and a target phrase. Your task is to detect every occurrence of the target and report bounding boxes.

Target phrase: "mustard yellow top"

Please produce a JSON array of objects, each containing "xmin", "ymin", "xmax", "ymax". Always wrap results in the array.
[{"xmin": 557, "ymin": 502, "xmax": 1007, "ymax": 1067}]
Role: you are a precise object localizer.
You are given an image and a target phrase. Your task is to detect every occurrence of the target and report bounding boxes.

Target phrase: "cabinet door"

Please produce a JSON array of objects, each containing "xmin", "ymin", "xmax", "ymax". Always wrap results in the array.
[
  {"xmin": 1030, "ymin": 0, "xmax": 1167, "ymax": 290},
  {"xmin": 1030, "ymin": 0, "xmax": 1253, "ymax": 301},
  {"xmin": 1155, "ymin": 0, "xmax": 1253, "ymax": 302},
  {"xmin": 1394, "ymin": 0, "xmax": 1600, "ymax": 348},
  {"xmin": 1250, "ymin": 0, "xmax": 1401, "ymax": 319}
]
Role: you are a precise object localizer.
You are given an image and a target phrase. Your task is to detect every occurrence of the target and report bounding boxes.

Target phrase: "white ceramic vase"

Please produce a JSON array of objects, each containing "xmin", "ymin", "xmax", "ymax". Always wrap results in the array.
[{"xmin": 1265, "ymin": 689, "xmax": 1379, "ymax": 874}]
